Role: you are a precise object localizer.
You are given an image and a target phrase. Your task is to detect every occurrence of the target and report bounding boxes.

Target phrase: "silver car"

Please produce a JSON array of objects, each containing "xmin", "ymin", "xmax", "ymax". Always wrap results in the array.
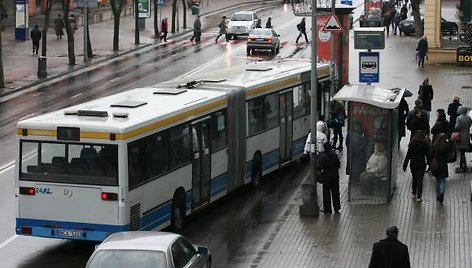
[
  {"xmin": 85, "ymin": 232, "xmax": 211, "ymax": 268},
  {"xmin": 246, "ymin": 28, "xmax": 280, "ymax": 55}
]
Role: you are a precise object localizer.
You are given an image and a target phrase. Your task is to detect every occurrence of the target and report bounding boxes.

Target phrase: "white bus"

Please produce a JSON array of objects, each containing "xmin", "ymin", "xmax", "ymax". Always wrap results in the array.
[{"xmin": 16, "ymin": 60, "xmax": 331, "ymax": 241}]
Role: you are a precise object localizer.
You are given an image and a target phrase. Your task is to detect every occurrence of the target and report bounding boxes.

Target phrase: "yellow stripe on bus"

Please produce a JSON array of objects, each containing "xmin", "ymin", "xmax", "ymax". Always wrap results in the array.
[
  {"xmin": 18, "ymin": 98, "xmax": 227, "ymax": 140},
  {"xmin": 246, "ymin": 76, "xmax": 301, "ymax": 97}
]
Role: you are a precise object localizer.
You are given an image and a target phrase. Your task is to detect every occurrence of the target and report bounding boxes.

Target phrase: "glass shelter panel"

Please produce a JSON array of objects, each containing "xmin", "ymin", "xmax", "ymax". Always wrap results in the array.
[{"xmin": 347, "ymin": 102, "xmax": 393, "ymax": 202}]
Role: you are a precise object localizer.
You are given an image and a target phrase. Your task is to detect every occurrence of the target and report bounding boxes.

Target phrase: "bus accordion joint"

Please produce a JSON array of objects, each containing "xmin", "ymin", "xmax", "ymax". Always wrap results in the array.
[
  {"xmin": 19, "ymin": 187, "xmax": 35, "ymax": 195},
  {"xmin": 101, "ymin": 192, "xmax": 118, "ymax": 201}
]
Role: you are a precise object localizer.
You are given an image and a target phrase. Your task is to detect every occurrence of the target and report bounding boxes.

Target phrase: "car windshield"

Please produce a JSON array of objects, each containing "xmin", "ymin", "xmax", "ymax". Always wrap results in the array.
[
  {"xmin": 87, "ymin": 250, "xmax": 166, "ymax": 268},
  {"xmin": 250, "ymin": 29, "xmax": 272, "ymax": 36},
  {"xmin": 231, "ymin": 14, "xmax": 252, "ymax": 21},
  {"xmin": 20, "ymin": 141, "xmax": 118, "ymax": 186}
]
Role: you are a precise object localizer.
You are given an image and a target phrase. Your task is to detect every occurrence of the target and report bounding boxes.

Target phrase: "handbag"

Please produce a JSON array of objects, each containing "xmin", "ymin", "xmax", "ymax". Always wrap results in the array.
[
  {"xmin": 451, "ymin": 131, "xmax": 461, "ymax": 142},
  {"xmin": 447, "ymin": 143, "xmax": 457, "ymax": 163}
]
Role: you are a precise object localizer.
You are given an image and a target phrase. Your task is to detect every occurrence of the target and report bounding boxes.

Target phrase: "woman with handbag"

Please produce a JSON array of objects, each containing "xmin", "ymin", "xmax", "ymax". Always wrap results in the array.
[
  {"xmin": 454, "ymin": 106, "xmax": 472, "ymax": 171},
  {"xmin": 403, "ymin": 130, "xmax": 430, "ymax": 202},
  {"xmin": 430, "ymin": 133, "xmax": 451, "ymax": 203},
  {"xmin": 317, "ymin": 142, "xmax": 341, "ymax": 214}
]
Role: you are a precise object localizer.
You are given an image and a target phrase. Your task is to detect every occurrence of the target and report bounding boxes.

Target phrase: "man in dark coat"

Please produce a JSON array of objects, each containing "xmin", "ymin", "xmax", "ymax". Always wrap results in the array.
[
  {"xmin": 406, "ymin": 99, "xmax": 430, "ymax": 138},
  {"xmin": 190, "ymin": 15, "xmax": 202, "ymax": 44},
  {"xmin": 54, "ymin": 14, "xmax": 64, "ymax": 39},
  {"xmin": 447, "ymin": 95, "xmax": 461, "ymax": 133},
  {"xmin": 418, "ymin": 77, "xmax": 433, "ymax": 112},
  {"xmin": 317, "ymin": 142, "xmax": 341, "ymax": 214},
  {"xmin": 30, "ymin": 25, "xmax": 41, "ymax": 55},
  {"xmin": 416, "ymin": 36, "xmax": 428, "ymax": 68},
  {"xmin": 295, "ymin": 17, "xmax": 309, "ymax": 44},
  {"xmin": 398, "ymin": 97, "xmax": 409, "ymax": 147},
  {"xmin": 369, "ymin": 225, "xmax": 411, "ymax": 268}
]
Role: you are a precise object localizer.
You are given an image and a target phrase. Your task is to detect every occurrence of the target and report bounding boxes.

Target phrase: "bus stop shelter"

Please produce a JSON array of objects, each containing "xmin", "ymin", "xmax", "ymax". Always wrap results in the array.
[{"xmin": 333, "ymin": 84, "xmax": 405, "ymax": 203}]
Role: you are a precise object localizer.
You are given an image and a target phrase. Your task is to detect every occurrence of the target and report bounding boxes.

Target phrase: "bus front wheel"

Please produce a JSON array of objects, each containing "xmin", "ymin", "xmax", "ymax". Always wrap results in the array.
[{"xmin": 171, "ymin": 190, "xmax": 186, "ymax": 231}]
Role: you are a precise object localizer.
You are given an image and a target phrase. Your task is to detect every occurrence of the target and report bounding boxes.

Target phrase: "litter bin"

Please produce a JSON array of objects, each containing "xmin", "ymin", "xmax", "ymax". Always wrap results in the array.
[
  {"xmin": 191, "ymin": 3, "xmax": 200, "ymax": 15},
  {"xmin": 37, "ymin": 56, "xmax": 47, "ymax": 78}
]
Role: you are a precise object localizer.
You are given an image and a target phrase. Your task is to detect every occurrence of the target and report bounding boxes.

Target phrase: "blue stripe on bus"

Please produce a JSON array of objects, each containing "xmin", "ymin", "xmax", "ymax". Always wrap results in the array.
[
  {"xmin": 16, "ymin": 218, "xmax": 127, "ymax": 232},
  {"xmin": 141, "ymin": 201, "xmax": 172, "ymax": 231},
  {"xmin": 292, "ymin": 136, "xmax": 307, "ymax": 157},
  {"xmin": 246, "ymin": 149, "xmax": 280, "ymax": 178},
  {"xmin": 210, "ymin": 173, "xmax": 228, "ymax": 197}
]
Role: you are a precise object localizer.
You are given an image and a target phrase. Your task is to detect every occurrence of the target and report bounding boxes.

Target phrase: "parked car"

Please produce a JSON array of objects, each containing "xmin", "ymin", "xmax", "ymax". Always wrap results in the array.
[
  {"xmin": 399, "ymin": 16, "xmax": 458, "ymax": 36},
  {"xmin": 227, "ymin": 10, "xmax": 258, "ymax": 39},
  {"xmin": 398, "ymin": 15, "xmax": 419, "ymax": 35},
  {"xmin": 85, "ymin": 232, "xmax": 211, "ymax": 268},
  {"xmin": 246, "ymin": 28, "xmax": 280, "ymax": 55},
  {"xmin": 441, "ymin": 17, "xmax": 458, "ymax": 35}
]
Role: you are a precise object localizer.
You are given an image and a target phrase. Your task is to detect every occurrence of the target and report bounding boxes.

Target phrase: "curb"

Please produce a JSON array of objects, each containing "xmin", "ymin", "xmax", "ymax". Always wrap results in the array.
[{"xmin": 0, "ymin": 0, "xmax": 280, "ymax": 99}]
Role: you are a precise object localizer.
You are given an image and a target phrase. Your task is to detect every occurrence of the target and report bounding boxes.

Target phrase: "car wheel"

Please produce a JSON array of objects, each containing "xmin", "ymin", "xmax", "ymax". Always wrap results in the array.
[
  {"xmin": 171, "ymin": 190, "xmax": 186, "ymax": 231},
  {"xmin": 247, "ymin": 47, "xmax": 251, "ymax": 55},
  {"xmin": 276, "ymin": 44, "xmax": 280, "ymax": 53},
  {"xmin": 271, "ymin": 48, "xmax": 275, "ymax": 54}
]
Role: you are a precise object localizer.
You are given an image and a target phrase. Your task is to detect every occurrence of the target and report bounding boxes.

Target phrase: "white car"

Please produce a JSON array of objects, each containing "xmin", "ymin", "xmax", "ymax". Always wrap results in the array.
[
  {"xmin": 227, "ymin": 10, "xmax": 258, "ymax": 39},
  {"xmin": 85, "ymin": 231, "xmax": 211, "ymax": 268}
]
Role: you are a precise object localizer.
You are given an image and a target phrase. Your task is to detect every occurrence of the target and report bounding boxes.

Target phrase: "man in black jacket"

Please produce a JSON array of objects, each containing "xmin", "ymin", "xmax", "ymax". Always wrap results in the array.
[
  {"xmin": 30, "ymin": 25, "xmax": 41, "ymax": 55},
  {"xmin": 295, "ymin": 17, "xmax": 309, "ymax": 44},
  {"xmin": 369, "ymin": 225, "xmax": 411, "ymax": 268},
  {"xmin": 418, "ymin": 77, "xmax": 434, "ymax": 112},
  {"xmin": 406, "ymin": 99, "xmax": 430, "ymax": 139},
  {"xmin": 317, "ymin": 142, "xmax": 341, "ymax": 214},
  {"xmin": 447, "ymin": 95, "xmax": 461, "ymax": 133}
]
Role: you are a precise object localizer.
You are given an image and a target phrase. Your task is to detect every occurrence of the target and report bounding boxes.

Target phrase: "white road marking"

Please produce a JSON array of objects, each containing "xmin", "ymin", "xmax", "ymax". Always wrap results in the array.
[
  {"xmin": 0, "ymin": 160, "xmax": 15, "ymax": 173},
  {"xmin": 0, "ymin": 235, "xmax": 17, "ymax": 250},
  {"xmin": 70, "ymin": 93, "xmax": 83, "ymax": 99}
]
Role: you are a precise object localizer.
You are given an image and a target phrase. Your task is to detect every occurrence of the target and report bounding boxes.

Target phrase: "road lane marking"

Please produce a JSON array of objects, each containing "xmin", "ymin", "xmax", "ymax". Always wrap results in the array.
[
  {"xmin": 70, "ymin": 93, "xmax": 83, "ymax": 99},
  {"xmin": 0, "ymin": 160, "xmax": 15, "ymax": 174},
  {"xmin": 0, "ymin": 235, "xmax": 17, "ymax": 250}
]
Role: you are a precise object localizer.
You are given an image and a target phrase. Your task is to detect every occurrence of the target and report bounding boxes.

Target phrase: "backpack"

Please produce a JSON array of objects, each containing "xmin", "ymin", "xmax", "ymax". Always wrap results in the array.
[{"xmin": 296, "ymin": 23, "xmax": 301, "ymax": 31}]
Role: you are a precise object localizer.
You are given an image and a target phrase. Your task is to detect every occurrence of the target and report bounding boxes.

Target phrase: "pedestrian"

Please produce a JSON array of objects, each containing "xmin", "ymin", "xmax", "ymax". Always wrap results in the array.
[
  {"xmin": 400, "ymin": 4, "xmax": 408, "ymax": 20},
  {"xmin": 295, "ymin": 17, "xmax": 309, "ymax": 44},
  {"xmin": 416, "ymin": 36, "xmax": 428, "ymax": 68},
  {"xmin": 398, "ymin": 96, "xmax": 409, "ymax": 147},
  {"xmin": 54, "ymin": 14, "xmax": 64, "ymax": 39},
  {"xmin": 303, "ymin": 121, "xmax": 328, "ymax": 157},
  {"xmin": 215, "ymin": 16, "xmax": 228, "ymax": 43},
  {"xmin": 447, "ymin": 95, "xmax": 461, "ymax": 133},
  {"xmin": 403, "ymin": 130, "xmax": 430, "ymax": 202},
  {"xmin": 383, "ymin": 6, "xmax": 391, "ymax": 35},
  {"xmin": 430, "ymin": 133, "xmax": 451, "ymax": 202},
  {"xmin": 265, "ymin": 17, "xmax": 272, "ymax": 28},
  {"xmin": 431, "ymin": 109, "xmax": 450, "ymax": 144},
  {"xmin": 454, "ymin": 106, "xmax": 471, "ymax": 171},
  {"xmin": 418, "ymin": 77, "xmax": 433, "ymax": 113},
  {"xmin": 317, "ymin": 142, "xmax": 341, "ymax": 214},
  {"xmin": 30, "ymin": 24, "xmax": 41, "ymax": 55},
  {"xmin": 255, "ymin": 18, "xmax": 262, "ymax": 28},
  {"xmin": 390, "ymin": 8, "xmax": 397, "ymax": 32},
  {"xmin": 406, "ymin": 99, "xmax": 430, "ymax": 139},
  {"xmin": 394, "ymin": 12, "xmax": 401, "ymax": 35},
  {"xmin": 190, "ymin": 15, "xmax": 202, "ymax": 44},
  {"xmin": 329, "ymin": 100, "xmax": 346, "ymax": 151},
  {"xmin": 368, "ymin": 225, "xmax": 411, "ymax": 268},
  {"xmin": 160, "ymin": 17, "xmax": 168, "ymax": 42}
]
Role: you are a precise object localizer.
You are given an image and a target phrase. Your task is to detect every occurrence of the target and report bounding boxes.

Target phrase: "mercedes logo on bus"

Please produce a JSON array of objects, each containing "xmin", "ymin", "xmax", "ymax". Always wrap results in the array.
[{"xmin": 64, "ymin": 189, "xmax": 73, "ymax": 198}]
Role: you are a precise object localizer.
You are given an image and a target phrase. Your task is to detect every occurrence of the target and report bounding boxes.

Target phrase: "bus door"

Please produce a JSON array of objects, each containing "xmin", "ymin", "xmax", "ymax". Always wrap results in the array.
[
  {"xmin": 191, "ymin": 118, "xmax": 211, "ymax": 209},
  {"xmin": 279, "ymin": 90, "xmax": 293, "ymax": 164}
]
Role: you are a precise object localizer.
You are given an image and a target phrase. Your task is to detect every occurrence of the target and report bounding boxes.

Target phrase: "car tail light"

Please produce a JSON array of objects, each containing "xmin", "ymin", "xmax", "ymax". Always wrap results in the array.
[
  {"xmin": 101, "ymin": 192, "xmax": 118, "ymax": 201},
  {"xmin": 21, "ymin": 226, "xmax": 32, "ymax": 234},
  {"xmin": 20, "ymin": 187, "xmax": 35, "ymax": 195}
]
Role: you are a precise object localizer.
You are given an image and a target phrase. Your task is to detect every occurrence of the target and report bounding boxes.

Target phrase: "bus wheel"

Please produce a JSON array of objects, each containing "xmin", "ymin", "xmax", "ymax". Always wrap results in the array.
[
  {"xmin": 171, "ymin": 190, "xmax": 186, "ymax": 231},
  {"xmin": 251, "ymin": 154, "xmax": 262, "ymax": 188}
]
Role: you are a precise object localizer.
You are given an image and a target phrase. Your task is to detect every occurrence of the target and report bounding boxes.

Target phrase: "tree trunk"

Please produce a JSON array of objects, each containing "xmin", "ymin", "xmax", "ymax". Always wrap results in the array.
[
  {"xmin": 0, "ymin": 31, "xmax": 4, "ymax": 88},
  {"xmin": 41, "ymin": 0, "xmax": 53, "ymax": 57},
  {"xmin": 62, "ymin": 0, "xmax": 75, "ymax": 65},
  {"xmin": 86, "ymin": 22, "xmax": 93, "ymax": 58},
  {"xmin": 181, "ymin": 0, "xmax": 186, "ymax": 28},
  {"xmin": 110, "ymin": 0, "xmax": 124, "ymax": 51},
  {"xmin": 171, "ymin": 0, "xmax": 177, "ymax": 33},
  {"xmin": 411, "ymin": 0, "xmax": 423, "ymax": 37},
  {"xmin": 154, "ymin": 2, "xmax": 159, "ymax": 38},
  {"xmin": 134, "ymin": 0, "xmax": 140, "ymax": 44}
]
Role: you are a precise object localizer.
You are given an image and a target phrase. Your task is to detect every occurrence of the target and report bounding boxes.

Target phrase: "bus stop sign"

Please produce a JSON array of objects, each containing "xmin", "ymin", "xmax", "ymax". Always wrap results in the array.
[{"xmin": 359, "ymin": 52, "xmax": 379, "ymax": 83}]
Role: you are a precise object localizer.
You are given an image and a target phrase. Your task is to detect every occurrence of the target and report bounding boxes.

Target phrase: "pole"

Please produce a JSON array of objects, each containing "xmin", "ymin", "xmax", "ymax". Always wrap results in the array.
[
  {"xmin": 176, "ymin": 3, "xmax": 179, "ymax": 32},
  {"xmin": 300, "ymin": 0, "xmax": 320, "ymax": 217},
  {"xmin": 330, "ymin": 0, "xmax": 336, "ymax": 98},
  {"xmin": 135, "ymin": 0, "xmax": 140, "ymax": 44},
  {"xmin": 84, "ymin": 2, "xmax": 88, "ymax": 62}
]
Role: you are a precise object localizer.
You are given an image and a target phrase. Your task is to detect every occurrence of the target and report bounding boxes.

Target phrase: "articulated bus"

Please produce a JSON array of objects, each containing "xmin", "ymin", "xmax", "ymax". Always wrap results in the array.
[{"xmin": 16, "ymin": 60, "xmax": 331, "ymax": 241}]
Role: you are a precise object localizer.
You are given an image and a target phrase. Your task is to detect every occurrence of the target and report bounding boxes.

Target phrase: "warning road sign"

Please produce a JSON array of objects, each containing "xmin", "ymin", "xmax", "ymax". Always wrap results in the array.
[{"xmin": 322, "ymin": 14, "xmax": 343, "ymax": 32}]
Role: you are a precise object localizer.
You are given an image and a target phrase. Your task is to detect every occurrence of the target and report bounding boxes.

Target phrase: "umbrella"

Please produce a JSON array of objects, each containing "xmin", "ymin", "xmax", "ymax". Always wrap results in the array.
[{"xmin": 403, "ymin": 89, "xmax": 413, "ymax": 97}]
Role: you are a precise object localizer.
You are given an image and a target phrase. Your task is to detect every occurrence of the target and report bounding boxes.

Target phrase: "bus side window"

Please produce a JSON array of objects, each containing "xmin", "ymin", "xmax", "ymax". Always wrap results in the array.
[
  {"xmin": 248, "ymin": 97, "xmax": 264, "ymax": 135},
  {"xmin": 169, "ymin": 123, "xmax": 190, "ymax": 169},
  {"xmin": 264, "ymin": 93, "xmax": 279, "ymax": 129},
  {"xmin": 211, "ymin": 110, "xmax": 227, "ymax": 152}
]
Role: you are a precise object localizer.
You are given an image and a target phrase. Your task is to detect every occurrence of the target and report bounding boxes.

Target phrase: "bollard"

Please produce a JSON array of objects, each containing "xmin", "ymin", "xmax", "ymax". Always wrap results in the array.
[{"xmin": 37, "ymin": 56, "xmax": 47, "ymax": 78}]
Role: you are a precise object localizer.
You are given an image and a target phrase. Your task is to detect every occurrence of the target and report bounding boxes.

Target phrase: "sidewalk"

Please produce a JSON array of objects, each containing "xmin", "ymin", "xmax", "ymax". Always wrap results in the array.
[{"xmin": 0, "ymin": 0, "xmax": 275, "ymax": 96}]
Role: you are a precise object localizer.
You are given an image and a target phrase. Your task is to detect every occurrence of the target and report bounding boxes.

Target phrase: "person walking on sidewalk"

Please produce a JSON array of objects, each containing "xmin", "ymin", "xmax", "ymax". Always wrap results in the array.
[
  {"xmin": 398, "ymin": 96, "xmax": 409, "ymax": 147},
  {"xmin": 329, "ymin": 100, "xmax": 346, "ymax": 150},
  {"xmin": 190, "ymin": 15, "xmax": 202, "ymax": 44},
  {"xmin": 160, "ymin": 17, "xmax": 169, "ymax": 42},
  {"xmin": 447, "ymin": 95, "xmax": 461, "ymax": 133},
  {"xmin": 318, "ymin": 142, "xmax": 341, "ymax": 214},
  {"xmin": 30, "ymin": 25, "xmax": 41, "ymax": 55},
  {"xmin": 406, "ymin": 99, "xmax": 430, "ymax": 139},
  {"xmin": 454, "ymin": 106, "xmax": 471, "ymax": 171},
  {"xmin": 295, "ymin": 17, "xmax": 309, "ymax": 44},
  {"xmin": 255, "ymin": 18, "xmax": 262, "ymax": 28},
  {"xmin": 393, "ymin": 12, "xmax": 401, "ymax": 35},
  {"xmin": 265, "ymin": 17, "xmax": 272, "ymax": 28},
  {"xmin": 54, "ymin": 14, "xmax": 64, "ymax": 39},
  {"xmin": 416, "ymin": 36, "xmax": 428, "ymax": 68},
  {"xmin": 431, "ymin": 109, "xmax": 450, "ymax": 144},
  {"xmin": 430, "ymin": 133, "xmax": 451, "ymax": 203},
  {"xmin": 369, "ymin": 225, "xmax": 411, "ymax": 268},
  {"xmin": 215, "ymin": 16, "xmax": 228, "ymax": 43},
  {"xmin": 418, "ymin": 77, "xmax": 433, "ymax": 113},
  {"xmin": 403, "ymin": 130, "xmax": 430, "ymax": 203}
]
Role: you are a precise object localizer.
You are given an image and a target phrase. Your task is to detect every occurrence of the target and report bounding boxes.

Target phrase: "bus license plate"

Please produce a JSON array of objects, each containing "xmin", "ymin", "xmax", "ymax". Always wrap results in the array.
[{"xmin": 58, "ymin": 230, "xmax": 82, "ymax": 237}]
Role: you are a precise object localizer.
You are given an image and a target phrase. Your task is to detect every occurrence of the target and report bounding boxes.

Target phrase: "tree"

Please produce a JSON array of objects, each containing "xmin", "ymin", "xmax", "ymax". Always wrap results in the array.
[
  {"xmin": 0, "ymin": 0, "xmax": 8, "ymax": 88},
  {"xmin": 411, "ymin": 0, "xmax": 423, "ymax": 37},
  {"xmin": 41, "ymin": 0, "xmax": 53, "ymax": 57},
  {"xmin": 110, "ymin": 0, "xmax": 124, "ymax": 51},
  {"xmin": 154, "ymin": 1, "xmax": 159, "ymax": 38},
  {"xmin": 62, "ymin": 0, "xmax": 75, "ymax": 65}
]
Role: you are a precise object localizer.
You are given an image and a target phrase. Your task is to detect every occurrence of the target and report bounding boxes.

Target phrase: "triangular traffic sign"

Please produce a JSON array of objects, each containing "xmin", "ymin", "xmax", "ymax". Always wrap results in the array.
[{"xmin": 322, "ymin": 14, "xmax": 343, "ymax": 32}]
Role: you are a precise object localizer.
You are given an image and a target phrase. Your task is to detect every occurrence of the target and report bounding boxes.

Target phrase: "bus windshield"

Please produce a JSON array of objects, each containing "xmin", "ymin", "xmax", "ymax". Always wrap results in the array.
[{"xmin": 20, "ymin": 141, "xmax": 118, "ymax": 186}]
